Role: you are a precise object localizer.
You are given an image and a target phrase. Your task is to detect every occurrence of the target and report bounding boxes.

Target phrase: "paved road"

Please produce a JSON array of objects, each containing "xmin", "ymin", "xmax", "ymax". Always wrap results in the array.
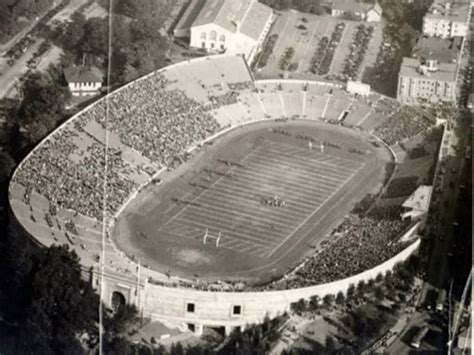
[
  {"xmin": 0, "ymin": 40, "xmax": 42, "ymax": 98},
  {"xmin": 385, "ymin": 115, "xmax": 468, "ymax": 354},
  {"xmin": 0, "ymin": 0, "xmax": 90, "ymax": 99}
]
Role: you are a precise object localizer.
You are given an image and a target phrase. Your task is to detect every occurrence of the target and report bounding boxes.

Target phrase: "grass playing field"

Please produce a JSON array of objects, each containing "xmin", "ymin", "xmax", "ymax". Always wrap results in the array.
[{"xmin": 113, "ymin": 120, "xmax": 390, "ymax": 283}]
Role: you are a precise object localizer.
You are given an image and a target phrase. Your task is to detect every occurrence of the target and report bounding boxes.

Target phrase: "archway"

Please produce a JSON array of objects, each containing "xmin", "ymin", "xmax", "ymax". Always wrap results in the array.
[{"xmin": 111, "ymin": 291, "xmax": 126, "ymax": 313}]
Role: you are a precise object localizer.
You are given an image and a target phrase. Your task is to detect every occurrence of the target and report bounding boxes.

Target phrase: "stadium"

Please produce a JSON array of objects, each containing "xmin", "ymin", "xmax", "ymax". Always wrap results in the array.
[{"xmin": 8, "ymin": 54, "xmax": 438, "ymax": 335}]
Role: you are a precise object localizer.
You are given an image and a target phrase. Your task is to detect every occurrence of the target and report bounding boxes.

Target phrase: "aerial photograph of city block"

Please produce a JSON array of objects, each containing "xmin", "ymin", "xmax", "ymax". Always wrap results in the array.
[{"xmin": 0, "ymin": 0, "xmax": 472, "ymax": 354}]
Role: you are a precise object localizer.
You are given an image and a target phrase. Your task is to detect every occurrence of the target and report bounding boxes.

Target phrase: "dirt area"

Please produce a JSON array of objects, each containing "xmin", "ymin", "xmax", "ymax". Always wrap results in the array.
[{"xmin": 113, "ymin": 120, "xmax": 390, "ymax": 284}]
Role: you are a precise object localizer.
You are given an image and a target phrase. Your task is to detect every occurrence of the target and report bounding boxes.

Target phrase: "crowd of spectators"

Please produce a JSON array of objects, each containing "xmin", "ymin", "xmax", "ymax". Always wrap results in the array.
[
  {"xmin": 384, "ymin": 176, "xmax": 420, "ymax": 198},
  {"xmin": 14, "ymin": 71, "xmax": 221, "ymax": 221},
  {"xmin": 11, "ymin": 58, "xmax": 437, "ymax": 293},
  {"xmin": 375, "ymin": 106, "xmax": 433, "ymax": 145},
  {"xmin": 271, "ymin": 205, "xmax": 410, "ymax": 289}
]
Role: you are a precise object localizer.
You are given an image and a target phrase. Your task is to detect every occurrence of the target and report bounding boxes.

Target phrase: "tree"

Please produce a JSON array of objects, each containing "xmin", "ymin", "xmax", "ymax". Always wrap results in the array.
[
  {"xmin": 16, "ymin": 71, "xmax": 70, "ymax": 147},
  {"xmin": 62, "ymin": 12, "xmax": 86, "ymax": 52},
  {"xmin": 323, "ymin": 294, "xmax": 334, "ymax": 309},
  {"xmin": 374, "ymin": 286, "xmax": 385, "ymax": 301},
  {"xmin": 375, "ymin": 272, "xmax": 384, "ymax": 283},
  {"xmin": 357, "ymin": 280, "xmax": 367, "ymax": 298},
  {"xmin": 346, "ymin": 283, "xmax": 356, "ymax": 301},
  {"xmin": 352, "ymin": 310, "xmax": 368, "ymax": 338},
  {"xmin": 23, "ymin": 245, "xmax": 100, "ymax": 353},
  {"xmin": 325, "ymin": 335, "xmax": 337, "ymax": 353},
  {"xmin": 336, "ymin": 291, "xmax": 345, "ymax": 306},
  {"xmin": 82, "ymin": 17, "xmax": 109, "ymax": 58},
  {"xmin": 308, "ymin": 295, "xmax": 320, "ymax": 312},
  {"xmin": 291, "ymin": 298, "xmax": 307, "ymax": 315},
  {"xmin": 0, "ymin": 151, "xmax": 15, "ymax": 182}
]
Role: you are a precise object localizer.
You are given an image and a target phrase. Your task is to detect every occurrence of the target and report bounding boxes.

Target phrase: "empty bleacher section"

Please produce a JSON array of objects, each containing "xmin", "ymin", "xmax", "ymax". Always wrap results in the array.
[{"xmin": 9, "ymin": 54, "xmax": 435, "ymax": 290}]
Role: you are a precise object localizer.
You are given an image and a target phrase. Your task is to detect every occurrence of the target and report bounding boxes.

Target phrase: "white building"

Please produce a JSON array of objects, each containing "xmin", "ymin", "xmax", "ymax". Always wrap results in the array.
[
  {"xmin": 397, "ymin": 57, "xmax": 458, "ymax": 105},
  {"xmin": 64, "ymin": 66, "xmax": 103, "ymax": 97},
  {"xmin": 328, "ymin": 0, "xmax": 382, "ymax": 22},
  {"xmin": 346, "ymin": 81, "xmax": 371, "ymax": 96},
  {"xmin": 174, "ymin": 0, "xmax": 274, "ymax": 64},
  {"xmin": 422, "ymin": 0, "xmax": 472, "ymax": 38}
]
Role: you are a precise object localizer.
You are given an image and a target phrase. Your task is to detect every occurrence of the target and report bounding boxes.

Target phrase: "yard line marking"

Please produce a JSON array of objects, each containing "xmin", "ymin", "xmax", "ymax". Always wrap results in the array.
[
  {"xmin": 243, "ymin": 154, "xmax": 354, "ymax": 181},
  {"xmin": 259, "ymin": 148, "xmax": 360, "ymax": 174},
  {"xmin": 160, "ymin": 147, "xmax": 258, "ymax": 229},
  {"xmin": 204, "ymin": 180, "xmax": 322, "ymax": 213},
  {"xmin": 267, "ymin": 163, "xmax": 364, "ymax": 258},
  {"xmin": 182, "ymin": 205, "xmax": 297, "ymax": 235},
  {"xmin": 198, "ymin": 190, "xmax": 322, "ymax": 219},
  {"xmin": 173, "ymin": 217, "xmax": 279, "ymax": 247},
  {"xmin": 220, "ymin": 174, "xmax": 333, "ymax": 203}
]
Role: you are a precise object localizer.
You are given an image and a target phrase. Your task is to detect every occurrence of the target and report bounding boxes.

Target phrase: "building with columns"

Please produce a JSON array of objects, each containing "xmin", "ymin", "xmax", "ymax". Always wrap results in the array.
[{"xmin": 174, "ymin": 0, "xmax": 274, "ymax": 64}]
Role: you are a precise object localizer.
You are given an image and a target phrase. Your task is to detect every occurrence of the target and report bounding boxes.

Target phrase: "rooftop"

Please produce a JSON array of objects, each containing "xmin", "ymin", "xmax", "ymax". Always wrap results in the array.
[
  {"xmin": 412, "ymin": 36, "xmax": 462, "ymax": 63},
  {"xmin": 190, "ymin": 0, "xmax": 273, "ymax": 41},
  {"xmin": 330, "ymin": 0, "xmax": 375, "ymax": 13},
  {"xmin": 64, "ymin": 66, "xmax": 102, "ymax": 84},
  {"xmin": 402, "ymin": 185, "xmax": 433, "ymax": 212},
  {"xmin": 424, "ymin": 0, "xmax": 471, "ymax": 23},
  {"xmin": 174, "ymin": 0, "xmax": 207, "ymax": 34},
  {"xmin": 399, "ymin": 57, "xmax": 457, "ymax": 82},
  {"xmin": 193, "ymin": 0, "xmax": 249, "ymax": 32}
]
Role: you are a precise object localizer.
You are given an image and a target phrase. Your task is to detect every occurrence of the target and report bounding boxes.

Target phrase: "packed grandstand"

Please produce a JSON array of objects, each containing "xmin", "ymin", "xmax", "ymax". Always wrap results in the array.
[{"xmin": 9, "ymin": 54, "xmax": 438, "ymax": 292}]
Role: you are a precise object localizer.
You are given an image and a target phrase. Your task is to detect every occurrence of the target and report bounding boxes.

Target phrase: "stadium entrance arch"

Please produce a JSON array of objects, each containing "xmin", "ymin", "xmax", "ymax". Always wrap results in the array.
[{"xmin": 111, "ymin": 291, "xmax": 126, "ymax": 312}]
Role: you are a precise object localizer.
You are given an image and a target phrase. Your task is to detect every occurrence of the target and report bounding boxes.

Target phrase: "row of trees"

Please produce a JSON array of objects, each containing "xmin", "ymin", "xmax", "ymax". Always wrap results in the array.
[
  {"xmin": 0, "ymin": 0, "xmax": 56, "ymax": 43},
  {"xmin": 363, "ymin": 0, "xmax": 434, "ymax": 97},
  {"xmin": 46, "ymin": 0, "xmax": 170, "ymax": 86},
  {"xmin": 287, "ymin": 255, "xmax": 420, "ymax": 353}
]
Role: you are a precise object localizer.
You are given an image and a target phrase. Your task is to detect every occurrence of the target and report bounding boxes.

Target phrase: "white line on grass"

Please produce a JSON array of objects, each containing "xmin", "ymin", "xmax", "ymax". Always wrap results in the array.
[{"xmin": 266, "ymin": 163, "xmax": 365, "ymax": 258}]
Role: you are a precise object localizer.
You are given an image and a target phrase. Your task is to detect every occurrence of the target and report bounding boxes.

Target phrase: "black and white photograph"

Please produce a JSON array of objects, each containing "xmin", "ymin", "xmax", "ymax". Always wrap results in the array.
[{"xmin": 0, "ymin": 0, "xmax": 472, "ymax": 353}]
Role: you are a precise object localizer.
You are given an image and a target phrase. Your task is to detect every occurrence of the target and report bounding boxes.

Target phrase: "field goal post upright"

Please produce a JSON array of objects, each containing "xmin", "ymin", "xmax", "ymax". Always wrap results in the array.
[
  {"xmin": 202, "ymin": 229, "xmax": 221, "ymax": 247},
  {"xmin": 216, "ymin": 231, "xmax": 221, "ymax": 248},
  {"xmin": 203, "ymin": 228, "xmax": 209, "ymax": 244}
]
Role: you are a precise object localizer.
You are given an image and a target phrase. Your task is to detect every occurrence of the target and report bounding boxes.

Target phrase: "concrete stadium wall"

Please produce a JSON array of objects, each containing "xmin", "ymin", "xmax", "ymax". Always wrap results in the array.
[{"xmin": 139, "ymin": 238, "xmax": 420, "ymax": 335}]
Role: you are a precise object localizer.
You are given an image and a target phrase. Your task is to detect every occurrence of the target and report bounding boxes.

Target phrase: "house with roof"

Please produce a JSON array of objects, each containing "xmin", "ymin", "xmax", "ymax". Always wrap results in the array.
[
  {"xmin": 173, "ymin": 0, "xmax": 274, "ymax": 63},
  {"xmin": 64, "ymin": 66, "xmax": 103, "ymax": 97},
  {"xmin": 328, "ymin": 0, "xmax": 382, "ymax": 22}
]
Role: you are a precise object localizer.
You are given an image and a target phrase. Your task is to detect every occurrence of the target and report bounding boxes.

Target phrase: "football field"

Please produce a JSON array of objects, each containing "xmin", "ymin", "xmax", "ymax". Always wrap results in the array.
[
  {"xmin": 113, "ymin": 121, "xmax": 388, "ymax": 282},
  {"xmin": 160, "ymin": 140, "xmax": 364, "ymax": 259}
]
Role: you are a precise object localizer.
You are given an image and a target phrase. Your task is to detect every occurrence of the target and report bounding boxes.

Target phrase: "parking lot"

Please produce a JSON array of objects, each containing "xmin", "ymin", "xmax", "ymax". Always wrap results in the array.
[{"xmin": 255, "ymin": 10, "xmax": 383, "ymax": 82}]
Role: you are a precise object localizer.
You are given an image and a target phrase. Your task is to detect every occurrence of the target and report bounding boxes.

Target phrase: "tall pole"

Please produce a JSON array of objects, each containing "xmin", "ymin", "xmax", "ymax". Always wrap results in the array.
[{"xmin": 99, "ymin": 2, "xmax": 114, "ymax": 354}]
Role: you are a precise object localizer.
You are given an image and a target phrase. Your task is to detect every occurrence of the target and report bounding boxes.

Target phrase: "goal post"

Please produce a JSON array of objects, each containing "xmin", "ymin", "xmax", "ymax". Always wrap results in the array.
[{"xmin": 202, "ymin": 229, "xmax": 221, "ymax": 247}]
